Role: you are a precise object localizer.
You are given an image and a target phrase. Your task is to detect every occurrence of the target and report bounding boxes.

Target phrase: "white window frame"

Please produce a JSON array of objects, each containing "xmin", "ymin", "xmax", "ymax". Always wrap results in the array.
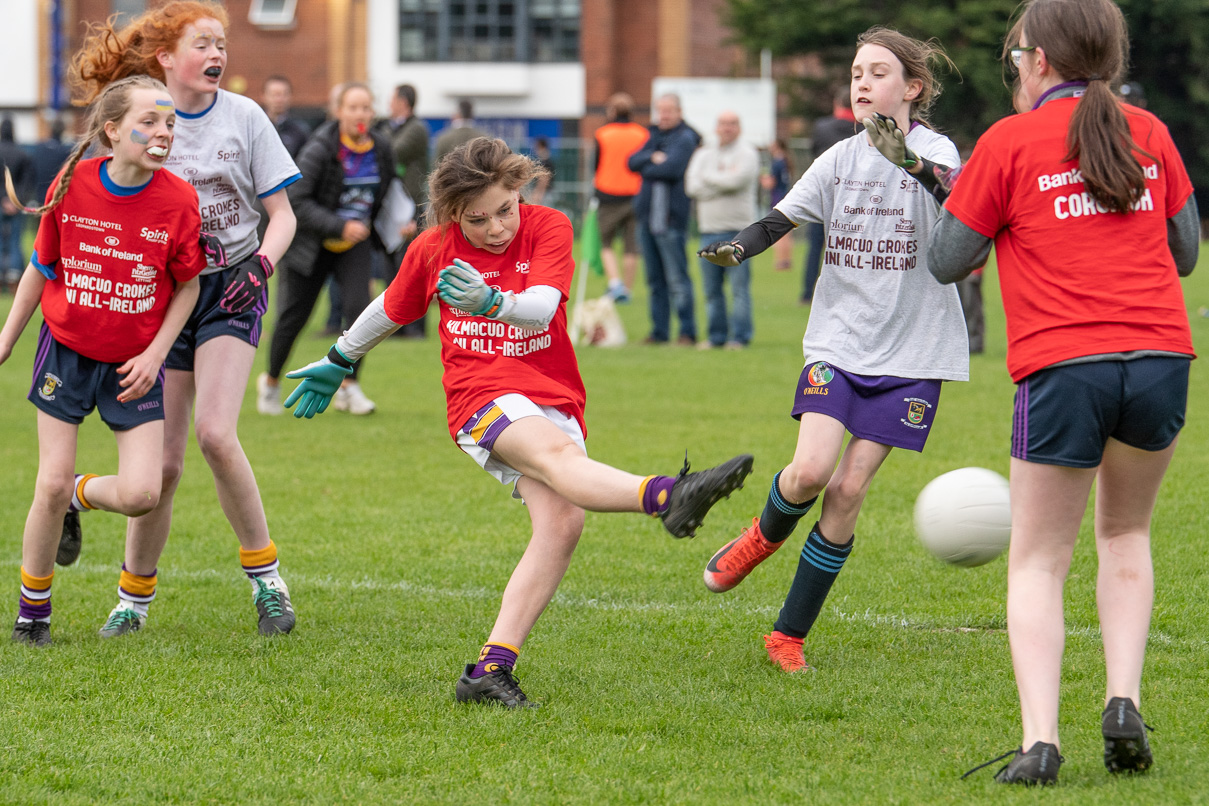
[{"xmin": 248, "ymin": 0, "xmax": 298, "ymax": 30}]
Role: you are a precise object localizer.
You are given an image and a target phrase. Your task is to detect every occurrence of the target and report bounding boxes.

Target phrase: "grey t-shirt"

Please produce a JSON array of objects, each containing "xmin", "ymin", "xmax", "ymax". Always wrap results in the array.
[
  {"xmin": 776, "ymin": 126, "xmax": 969, "ymax": 381},
  {"xmin": 164, "ymin": 90, "xmax": 301, "ymax": 274}
]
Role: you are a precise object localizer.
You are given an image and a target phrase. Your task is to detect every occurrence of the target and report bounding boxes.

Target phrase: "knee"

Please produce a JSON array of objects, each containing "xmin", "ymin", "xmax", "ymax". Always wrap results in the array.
[
  {"xmin": 194, "ymin": 421, "xmax": 238, "ymax": 467},
  {"xmin": 779, "ymin": 461, "xmax": 830, "ymax": 503},
  {"xmin": 825, "ymin": 470, "xmax": 871, "ymax": 511},
  {"xmin": 160, "ymin": 455, "xmax": 185, "ymax": 493},
  {"xmin": 542, "ymin": 505, "xmax": 585, "ymax": 558},
  {"xmin": 34, "ymin": 473, "xmax": 75, "ymax": 513},
  {"xmin": 115, "ymin": 483, "xmax": 161, "ymax": 517}
]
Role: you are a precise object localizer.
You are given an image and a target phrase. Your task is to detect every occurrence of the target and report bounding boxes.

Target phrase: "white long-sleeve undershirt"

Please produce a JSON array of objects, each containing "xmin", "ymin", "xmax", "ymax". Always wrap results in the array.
[{"xmin": 335, "ymin": 285, "xmax": 561, "ymax": 362}]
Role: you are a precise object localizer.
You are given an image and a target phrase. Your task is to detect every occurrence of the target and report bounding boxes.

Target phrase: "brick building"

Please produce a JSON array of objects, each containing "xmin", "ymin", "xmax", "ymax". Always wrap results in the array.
[{"xmin": 49, "ymin": 0, "xmax": 768, "ymax": 139}]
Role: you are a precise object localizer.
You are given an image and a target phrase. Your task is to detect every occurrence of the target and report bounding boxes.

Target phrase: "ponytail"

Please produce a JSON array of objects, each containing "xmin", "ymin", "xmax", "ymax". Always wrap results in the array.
[
  {"xmin": 1009, "ymin": 0, "xmax": 1152, "ymax": 214},
  {"xmin": 1064, "ymin": 81, "xmax": 1151, "ymax": 214}
]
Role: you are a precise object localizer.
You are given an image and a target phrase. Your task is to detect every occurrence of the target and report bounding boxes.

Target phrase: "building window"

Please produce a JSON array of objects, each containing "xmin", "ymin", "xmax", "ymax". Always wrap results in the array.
[
  {"xmin": 249, "ymin": 0, "xmax": 298, "ymax": 29},
  {"xmin": 111, "ymin": 0, "xmax": 146, "ymax": 25},
  {"xmin": 398, "ymin": 0, "xmax": 579, "ymax": 62}
]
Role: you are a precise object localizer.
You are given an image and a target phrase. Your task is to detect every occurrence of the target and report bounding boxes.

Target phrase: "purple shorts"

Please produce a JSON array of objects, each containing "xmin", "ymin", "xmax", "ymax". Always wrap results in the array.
[
  {"xmin": 791, "ymin": 361, "xmax": 942, "ymax": 452},
  {"xmin": 166, "ymin": 265, "xmax": 266, "ymax": 371}
]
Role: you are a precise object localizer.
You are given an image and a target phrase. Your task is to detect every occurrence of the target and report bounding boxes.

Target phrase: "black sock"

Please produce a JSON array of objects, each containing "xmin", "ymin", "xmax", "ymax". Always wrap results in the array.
[
  {"xmin": 758, "ymin": 470, "xmax": 817, "ymax": 543},
  {"xmin": 772, "ymin": 522, "xmax": 853, "ymax": 639}
]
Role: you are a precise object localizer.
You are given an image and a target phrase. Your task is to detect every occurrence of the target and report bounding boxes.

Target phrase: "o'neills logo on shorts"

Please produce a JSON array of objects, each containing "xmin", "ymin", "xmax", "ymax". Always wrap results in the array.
[
  {"xmin": 39, "ymin": 372, "xmax": 63, "ymax": 401},
  {"xmin": 803, "ymin": 362, "xmax": 833, "ymax": 396}
]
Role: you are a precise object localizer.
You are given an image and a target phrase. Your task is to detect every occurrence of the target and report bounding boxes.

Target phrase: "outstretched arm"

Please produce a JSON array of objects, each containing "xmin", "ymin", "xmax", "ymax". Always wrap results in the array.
[
  {"xmin": 698, "ymin": 210, "xmax": 796, "ymax": 266},
  {"xmin": 0, "ymin": 265, "xmax": 48, "ymax": 367}
]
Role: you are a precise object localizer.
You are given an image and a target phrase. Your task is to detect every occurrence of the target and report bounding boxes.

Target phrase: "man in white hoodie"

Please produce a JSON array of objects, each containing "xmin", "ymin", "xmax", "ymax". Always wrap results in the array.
[{"xmin": 686, "ymin": 111, "xmax": 760, "ymax": 349}]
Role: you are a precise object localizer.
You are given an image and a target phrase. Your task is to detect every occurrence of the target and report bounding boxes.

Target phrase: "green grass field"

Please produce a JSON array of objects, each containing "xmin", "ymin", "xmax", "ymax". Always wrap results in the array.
[{"xmin": 1, "ymin": 240, "xmax": 1207, "ymax": 804}]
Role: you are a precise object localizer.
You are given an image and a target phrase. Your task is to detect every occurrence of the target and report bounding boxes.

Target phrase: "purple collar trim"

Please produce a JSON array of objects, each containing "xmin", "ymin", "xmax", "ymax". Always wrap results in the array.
[{"xmin": 1032, "ymin": 81, "xmax": 1089, "ymax": 111}]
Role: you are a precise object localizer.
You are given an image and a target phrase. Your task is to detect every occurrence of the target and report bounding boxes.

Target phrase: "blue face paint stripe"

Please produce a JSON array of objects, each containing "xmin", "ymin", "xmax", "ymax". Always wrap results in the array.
[{"xmin": 130, "ymin": 129, "xmax": 151, "ymax": 145}]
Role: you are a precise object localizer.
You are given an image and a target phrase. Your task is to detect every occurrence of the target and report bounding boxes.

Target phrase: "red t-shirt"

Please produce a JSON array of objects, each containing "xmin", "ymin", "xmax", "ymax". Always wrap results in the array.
[
  {"xmin": 383, "ymin": 204, "xmax": 587, "ymax": 439},
  {"xmin": 33, "ymin": 158, "xmax": 206, "ymax": 363},
  {"xmin": 944, "ymin": 98, "xmax": 1194, "ymax": 382}
]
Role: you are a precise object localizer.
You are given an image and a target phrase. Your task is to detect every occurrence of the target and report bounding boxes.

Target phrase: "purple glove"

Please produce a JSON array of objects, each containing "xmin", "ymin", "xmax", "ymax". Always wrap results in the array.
[
  {"xmin": 219, "ymin": 254, "xmax": 274, "ymax": 314},
  {"xmin": 199, "ymin": 232, "xmax": 227, "ymax": 268}
]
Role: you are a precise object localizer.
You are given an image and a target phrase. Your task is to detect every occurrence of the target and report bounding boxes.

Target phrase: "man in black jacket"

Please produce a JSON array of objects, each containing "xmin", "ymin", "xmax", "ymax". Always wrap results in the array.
[{"xmin": 0, "ymin": 118, "xmax": 32, "ymax": 293}]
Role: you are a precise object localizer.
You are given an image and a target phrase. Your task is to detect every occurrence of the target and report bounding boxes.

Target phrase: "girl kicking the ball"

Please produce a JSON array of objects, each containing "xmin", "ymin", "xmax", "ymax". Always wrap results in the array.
[
  {"xmin": 72, "ymin": 1, "xmax": 302, "ymax": 637},
  {"xmin": 1, "ymin": 76, "xmax": 204, "ymax": 645},
  {"xmin": 697, "ymin": 27, "xmax": 969, "ymax": 673},
  {"xmin": 930, "ymin": 0, "xmax": 1197, "ymax": 785},
  {"xmin": 286, "ymin": 137, "xmax": 753, "ymax": 707}
]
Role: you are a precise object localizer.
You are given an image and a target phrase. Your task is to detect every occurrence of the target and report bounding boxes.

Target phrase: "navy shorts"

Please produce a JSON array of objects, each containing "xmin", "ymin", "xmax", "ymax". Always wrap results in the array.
[
  {"xmin": 791, "ymin": 361, "xmax": 943, "ymax": 452},
  {"xmin": 167, "ymin": 264, "xmax": 266, "ymax": 371},
  {"xmin": 1012, "ymin": 356, "xmax": 1190, "ymax": 468},
  {"xmin": 29, "ymin": 323, "xmax": 165, "ymax": 430}
]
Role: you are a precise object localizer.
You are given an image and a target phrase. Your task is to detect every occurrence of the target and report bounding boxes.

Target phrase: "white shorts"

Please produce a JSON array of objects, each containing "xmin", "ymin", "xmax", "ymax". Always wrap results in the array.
[{"xmin": 456, "ymin": 393, "xmax": 587, "ymax": 492}]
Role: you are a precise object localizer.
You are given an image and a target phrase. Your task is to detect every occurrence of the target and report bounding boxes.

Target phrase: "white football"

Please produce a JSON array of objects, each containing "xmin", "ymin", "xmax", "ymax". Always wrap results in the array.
[{"xmin": 914, "ymin": 467, "xmax": 1011, "ymax": 567}]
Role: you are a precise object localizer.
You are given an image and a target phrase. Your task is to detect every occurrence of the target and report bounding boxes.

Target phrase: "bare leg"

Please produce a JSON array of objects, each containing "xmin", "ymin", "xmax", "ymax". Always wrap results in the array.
[
  {"xmin": 491, "ymin": 416, "xmax": 648, "ymax": 512},
  {"xmin": 80, "ymin": 422, "xmax": 164, "ymax": 517},
  {"xmin": 485, "ymin": 476, "xmax": 585, "ymax": 648},
  {"xmin": 774, "ymin": 413, "xmax": 848, "ymax": 505},
  {"xmin": 1095, "ymin": 437, "xmax": 1177, "ymax": 708},
  {"xmin": 1007, "ymin": 457, "xmax": 1097, "ymax": 750},
  {"xmin": 816, "ymin": 437, "xmax": 893, "ymax": 542},
  {"xmin": 125, "ymin": 368, "xmax": 195, "ymax": 575},
  {"xmin": 23, "ymin": 413, "xmax": 79, "ymax": 577},
  {"xmin": 601, "ymin": 246, "xmax": 622, "ymax": 288},
  {"xmin": 622, "ymin": 252, "xmax": 638, "ymax": 291},
  {"xmin": 191, "ymin": 336, "xmax": 271, "ymax": 551}
]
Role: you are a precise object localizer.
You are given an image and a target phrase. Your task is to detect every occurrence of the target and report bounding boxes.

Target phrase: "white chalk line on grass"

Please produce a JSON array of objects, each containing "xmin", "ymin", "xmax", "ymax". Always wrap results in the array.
[{"xmin": 5, "ymin": 560, "xmax": 1203, "ymax": 649}]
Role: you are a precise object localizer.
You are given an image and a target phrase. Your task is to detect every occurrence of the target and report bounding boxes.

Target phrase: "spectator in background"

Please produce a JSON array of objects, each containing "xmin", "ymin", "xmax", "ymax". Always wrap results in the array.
[
  {"xmin": 762, "ymin": 139, "xmax": 794, "ymax": 271},
  {"xmin": 262, "ymin": 75, "xmax": 310, "ymax": 160},
  {"xmin": 30, "ymin": 120, "xmax": 74, "ymax": 205},
  {"xmin": 593, "ymin": 92, "xmax": 647, "ymax": 303},
  {"xmin": 529, "ymin": 137, "xmax": 556, "ymax": 205},
  {"xmin": 381, "ymin": 82, "xmax": 430, "ymax": 337},
  {"xmin": 0, "ymin": 118, "xmax": 32, "ymax": 294},
  {"xmin": 628, "ymin": 93, "xmax": 701, "ymax": 345},
  {"xmin": 258, "ymin": 82, "xmax": 394, "ymax": 417},
  {"xmin": 802, "ymin": 87, "xmax": 858, "ymax": 303},
  {"xmin": 687, "ymin": 110, "xmax": 760, "ymax": 349},
  {"xmin": 435, "ymin": 99, "xmax": 486, "ymax": 164},
  {"xmin": 26, "ymin": 119, "xmax": 75, "ymax": 250}
]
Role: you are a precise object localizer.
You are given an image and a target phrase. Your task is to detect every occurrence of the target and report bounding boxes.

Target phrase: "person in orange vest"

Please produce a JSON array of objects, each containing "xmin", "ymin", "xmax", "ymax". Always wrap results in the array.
[{"xmin": 593, "ymin": 93, "xmax": 648, "ymax": 303}]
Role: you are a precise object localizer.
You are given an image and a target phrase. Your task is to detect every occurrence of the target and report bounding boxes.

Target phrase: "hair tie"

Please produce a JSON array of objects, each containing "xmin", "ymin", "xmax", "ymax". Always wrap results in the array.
[{"xmin": 1088, "ymin": 75, "xmax": 1106, "ymax": 82}]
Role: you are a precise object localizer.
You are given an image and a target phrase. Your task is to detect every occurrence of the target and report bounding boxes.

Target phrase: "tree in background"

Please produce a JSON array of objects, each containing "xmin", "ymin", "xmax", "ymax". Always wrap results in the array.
[{"xmin": 727, "ymin": 0, "xmax": 1209, "ymax": 208}]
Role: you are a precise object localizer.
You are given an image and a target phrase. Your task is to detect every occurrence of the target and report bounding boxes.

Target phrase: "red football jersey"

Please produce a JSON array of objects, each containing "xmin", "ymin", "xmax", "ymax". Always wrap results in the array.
[
  {"xmin": 384, "ymin": 204, "xmax": 587, "ymax": 439},
  {"xmin": 945, "ymin": 99, "xmax": 1194, "ymax": 382},
  {"xmin": 33, "ymin": 158, "xmax": 206, "ymax": 363}
]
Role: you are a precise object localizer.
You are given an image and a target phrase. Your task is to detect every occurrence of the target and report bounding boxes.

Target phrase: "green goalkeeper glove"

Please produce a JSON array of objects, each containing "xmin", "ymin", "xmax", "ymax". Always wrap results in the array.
[
  {"xmin": 862, "ymin": 113, "xmax": 918, "ymax": 169},
  {"xmin": 284, "ymin": 346, "xmax": 354, "ymax": 419},
  {"xmin": 437, "ymin": 258, "xmax": 503, "ymax": 317}
]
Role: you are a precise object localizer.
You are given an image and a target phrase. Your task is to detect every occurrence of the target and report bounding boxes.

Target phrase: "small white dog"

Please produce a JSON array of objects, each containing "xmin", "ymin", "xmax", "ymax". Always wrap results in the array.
[{"xmin": 570, "ymin": 295, "xmax": 627, "ymax": 347}]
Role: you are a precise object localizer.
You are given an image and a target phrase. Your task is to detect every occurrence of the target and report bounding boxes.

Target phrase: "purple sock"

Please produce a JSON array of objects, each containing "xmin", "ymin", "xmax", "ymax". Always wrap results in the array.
[
  {"xmin": 18, "ymin": 595, "xmax": 52, "ymax": 621},
  {"xmin": 641, "ymin": 475, "xmax": 676, "ymax": 516},
  {"xmin": 470, "ymin": 642, "xmax": 519, "ymax": 678}
]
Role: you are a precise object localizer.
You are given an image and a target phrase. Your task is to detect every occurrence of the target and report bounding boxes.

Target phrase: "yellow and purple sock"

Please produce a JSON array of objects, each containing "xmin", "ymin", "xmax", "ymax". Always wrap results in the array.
[
  {"xmin": 470, "ymin": 641, "xmax": 520, "ymax": 678},
  {"xmin": 639, "ymin": 475, "xmax": 676, "ymax": 516},
  {"xmin": 69, "ymin": 473, "xmax": 98, "ymax": 513},
  {"xmin": 118, "ymin": 564, "xmax": 157, "ymax": 614},
  {"xmin": 240, "ymin": 540, "xmax": 279, "ymax": 579},
  {"xmin": 18, "ymin": 567, "xmax": 53, "ymax": 621}
]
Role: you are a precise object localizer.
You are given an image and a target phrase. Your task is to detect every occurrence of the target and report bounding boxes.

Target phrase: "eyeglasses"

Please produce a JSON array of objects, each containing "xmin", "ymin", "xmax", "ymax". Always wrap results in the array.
[{"xmin": 1010, "ymin": 46, "xmax": 1038, "ymax": 68}]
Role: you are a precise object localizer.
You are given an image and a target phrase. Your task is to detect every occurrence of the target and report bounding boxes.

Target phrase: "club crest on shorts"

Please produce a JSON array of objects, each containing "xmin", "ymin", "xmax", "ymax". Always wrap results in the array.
[
  {"xmin": 39, "ymin": 373, "xmax": 63, "ymax": 401},
  {"xmin": 907, "ymin": 400, "xmax": 926, "ymax": 424},
  {"xmin": 807, "ymin": 362, "xmax": 834, "ymax": 387}
]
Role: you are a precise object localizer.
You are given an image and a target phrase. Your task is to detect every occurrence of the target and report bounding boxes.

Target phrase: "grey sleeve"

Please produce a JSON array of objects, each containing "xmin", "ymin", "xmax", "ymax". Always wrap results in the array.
[
  {"xmin": 926, "ymin": 210, "xmax": 993, "ymax": 284},
  {"xmin": 1168, "ymin": 196, "xmax": 1199, "ymax": 277}
]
